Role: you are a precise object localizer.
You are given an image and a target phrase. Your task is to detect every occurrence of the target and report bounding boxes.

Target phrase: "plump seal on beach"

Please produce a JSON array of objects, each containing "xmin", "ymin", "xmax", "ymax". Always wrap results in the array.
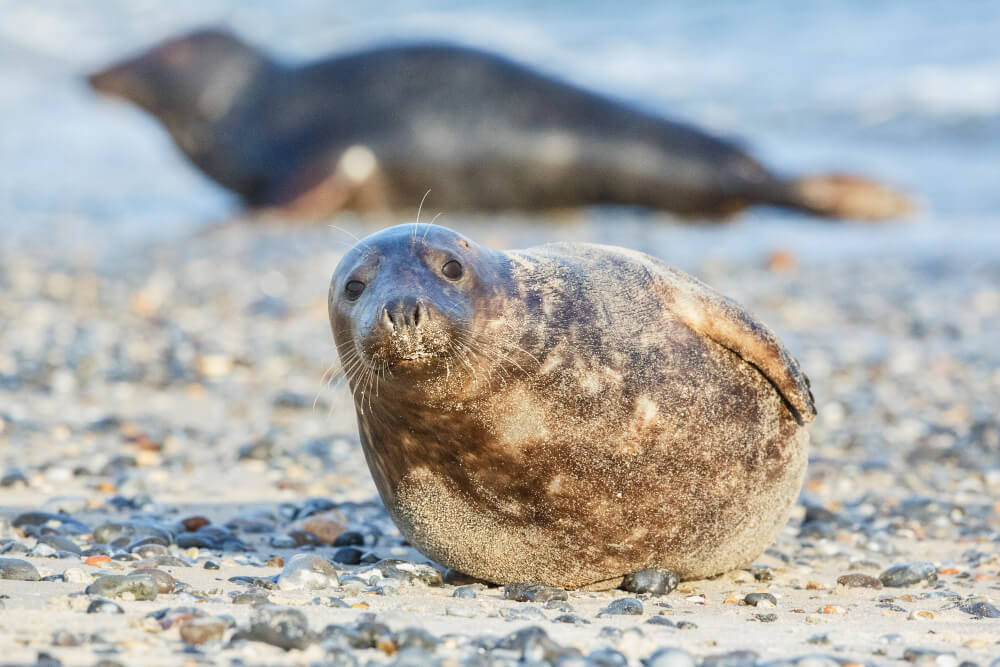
[
  {"xmin": 328, "ymin": 223, "xmax": 815, "ymax": 589},
  {"xmin": 90, "ymin": 28, "xmax": 910, "ymax": 221}
]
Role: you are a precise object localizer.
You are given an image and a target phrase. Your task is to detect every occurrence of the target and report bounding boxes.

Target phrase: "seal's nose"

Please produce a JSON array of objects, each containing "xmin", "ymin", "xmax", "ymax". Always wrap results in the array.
[{"xmin": 380, "ymin": 297, "xmax": 428, "ymax": 332}]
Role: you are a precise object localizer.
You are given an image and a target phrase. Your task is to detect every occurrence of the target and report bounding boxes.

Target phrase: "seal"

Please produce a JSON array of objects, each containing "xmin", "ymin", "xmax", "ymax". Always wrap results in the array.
[
  {"xmin": 328, "ymin": 223, "xmax": 815, "ymax": 589},
  {"xmin": 89, "ymin": 28, "xmax": 911, "ymax": 221}
]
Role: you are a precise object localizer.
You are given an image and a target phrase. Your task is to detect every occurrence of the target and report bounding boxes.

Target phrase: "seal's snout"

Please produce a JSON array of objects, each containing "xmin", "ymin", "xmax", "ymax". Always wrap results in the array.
[{"xmin": 380, "ymin": 297, "xmax": 429, "ymax": 332}]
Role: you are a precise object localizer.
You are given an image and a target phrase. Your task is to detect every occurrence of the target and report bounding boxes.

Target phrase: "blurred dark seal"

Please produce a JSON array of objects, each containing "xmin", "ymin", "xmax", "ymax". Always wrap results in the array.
[
  {"xmin": 328, "ymin": 223, "xmax": 815, "ymax": 589},
  {"xmin": 89, "ymin": 29, "xmax": 911, "ymax": 221}
]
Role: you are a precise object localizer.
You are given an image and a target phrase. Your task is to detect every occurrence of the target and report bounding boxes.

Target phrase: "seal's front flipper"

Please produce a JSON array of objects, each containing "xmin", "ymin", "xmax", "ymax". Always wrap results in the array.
[
  {"xmin": 662, "ymin": 268, "xmax": 817, "ymax": 425},
  {"xmin": 258, "ymin": 144, "xmax": 390, "ymax": 219}
]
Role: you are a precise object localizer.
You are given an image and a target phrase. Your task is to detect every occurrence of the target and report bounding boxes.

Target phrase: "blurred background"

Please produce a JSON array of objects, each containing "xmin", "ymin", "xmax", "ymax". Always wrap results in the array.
[{"xmin": 2, "ymin": 0, "xmax": 999, "ymax": 261}]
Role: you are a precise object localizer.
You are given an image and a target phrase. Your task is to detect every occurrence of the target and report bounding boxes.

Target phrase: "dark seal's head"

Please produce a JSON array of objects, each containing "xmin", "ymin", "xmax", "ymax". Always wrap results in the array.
[
  {"xmin": 88, "ymin": 28, "xmax": 270, "ymax": 124},
  {"xmin": 329, "ymin": 224, "xmax": 517, "ymax": 406}
]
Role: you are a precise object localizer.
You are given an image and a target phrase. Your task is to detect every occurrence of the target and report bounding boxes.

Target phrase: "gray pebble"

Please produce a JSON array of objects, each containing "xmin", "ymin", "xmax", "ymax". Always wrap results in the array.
[
  {"xmin": 554, "ymin": 613, "xmax": 590, "ymax": 625},
  {"xmin": 700, "ymin": 650, "xmax": 759, "ymax": 667},
  {"xmin": 754, "ymin": 612, "xmax": 778, "ymax": 622},
  {"xmin": 235, "ymin": 604, "xmax": 315, "ymax": 650},
  {"xmin": 902, "ymin": 647, "xmax": 956, "ymax": 665},
  {"xmin": 0, "ymin": 557, "xmax": 40, "ymax": 581},
  {"xmin": 502, "ymin": 605, "xmax": 547, "ymax": 621},
  {"xmin": 962, "ymin": 601, "xmax": 1000, "ymax": 618},
  {"xmin": 645, "ymin": 647, "xmax": 696, "ymax": 667},
  {"xmin": 452, "ymin": 584, "xmax": 480, "ymax": 599},
  {"xmin": 744, "ymin": 592, "xmax": 778, "ymax": 606},
  {"xmin": 544, "ymin": 599, "xmax": 573, "ymax": 612},
  {"xmin": 646, "ymin": 616, "xmax": 676, "ymax": 628},
  {"xmin": 503, "ymin": 582, "xmax": 567, "ymax": 603},
  {"xmin": 270, "ymin": 535, "xmax": 298, "ymax": 549},
  {"xmin": 879, "ymin": 562, "xmax": 938, "ymax": 587},
  {"xmin": 276, "ymin": 553, "xmax": 339, "ymax": 591},
  {"xmin": 38, "ymin": 534, "xmax": 81, "ymax": 555},
  {"xmin": 179, "ymin": 617, "xmax": 226, "ymax": 645},
  {"xmin": 494, "ymin": 626, "xmax": 578, "ymax": 663},
  {"xmin": 332, "ymin": 547, "xmax": 365, "ymax": 565},
  {"xmin": 86, "ymin": 597, "xmax": 124, "ymax": 614},
  {"xmin": 837, "ymin": 573, "xmax": 883, "ymax": 588},
  {"xmin": 27, "ymin": 542, "xmax": 58, "ymax": 558},
  {"xmin": 587, "ymin": 648, "xmax": 628, "ymax": 667},
  {"xmin": 371, "ymin": 559, "xmax": 442, "ymax": 586},
  {"xmin": 393, "ymin": 627, "xmax": 440, "ymax": 652},
  {"xmin": 599, "ymin": 597, "xmax": 643, "ymax": 616},
  {"xmin": 85, "ymin": 574, "xmax": 158, "ymax": 601},
  {"xmin": 131, "ymin": 568, "xmax": 176, "ymax": 594},
  {"xmin": 620, "ymin": 568, "xmax": 679, "ymax": 596}
]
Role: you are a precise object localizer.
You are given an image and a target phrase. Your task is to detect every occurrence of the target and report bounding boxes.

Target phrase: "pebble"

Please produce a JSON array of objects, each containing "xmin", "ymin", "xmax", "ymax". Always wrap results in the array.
[
  {"xmin": 587, "ymin": 648, "xmax": 628, "ymax": 666},
  {"xmin": 231, "ymin": 589, "xmax": 271, "ymax": 605},
  {"xmin": 301, "ymin": 515, "xmax": 347, "ymax": 545},
  {"xmin": 837, "ymin": 573, "xmax": 883, "ymax": 588},
  {"xmin": 86, "ymin": 597, "xmax": 124, "ymax": 614},
  {"xmin": 85, "ymin": 574, "xmax": 158, "ymax": 601},
  {"xmin": 236, "ymin": 604, "xmax": 315, "ymax": 650},
  {"xmin": 180, "ymin": 617, "xmax": 227, "ymax": 645},
  {"xmin": 37, "ymin": 535, "xmax": 81, "ymax": 555},
  {"xmin": 370, "ymin": 559, "xmax": 442, "ymax": 586},
  {"xmin": 452, "ymin": 584, "xmax": 481, "ymax": 599},
  {"xmin": 332, "ymin": 531, "xmax": 365, "ymax": 547},
  {"xmin": 502, "ymin": 582, "xmax": 568, "ymax": 603},
  {"xmin": 879, "ymin": 562, "xmax": 938, "ymax": 587},
  {"xmin": 620, "ymin": 568, "xmax": 679, "ymax": 595},
  {"xmin": 645, "ymin": 648, "xmax": 697, "ymax": 667},
  {"xmin": 701, "ymin": 650, "xmax": 759, "ymax": 667},
  {"xmin": 646, "ymin": 616, "xmax": 675, "ymax": 626},
  {"xmin": 962, "ymin": 601, "xmax": 1000, "ymax": 618},
  {"xmin": 444, "ymin": 606, "xmax": 478, "ymax": 618},
  {"xmin": 554, "ymin": 613, "xmax": 591, "ymax": 625},
  {"xmin": 902, "ymin": 647, "xmax": 957, "ymax": 666},
  {"xmin": 744, "ymin": 592, "xmax": 778, "ymax": 607},
  {"xmin": 130, "ymin": 568, "xmax": 175, "ymax": 594},
  {"xmin": 599, "ymin": 597, "xmax": 643, "ymax": 616},
  {"xmin": 276, "ymin": 553, "xmax": 340, "ymax": 591},
  {"xmin": 0, "ymin": 558, "xmax": 40, "ymax": 581},
  {"xmin": 393, "ymin": 627, "xmax": 439, "ymax": 652},
  {"xmin": 755, "ymin": 612, "xmax": 779, "ymax": 622},
  {"xmin": 13, "ymin": 512, "xmax": 90, "ymax": 535},
  {"xmin": 544, "ymin": 599, "xmax": 573, "ymax": 612},
  {"xmin": 332, "ymin": 547, "xmax": 365, "ymax": 565},
  {"xmin": 501, "ymin": 605, "xmax": 547, "ymax": 621},
  {"xmin": 63, "ymin": 568, "xmax": 90, "ymax": 584},
  {"xmin": 493, "ymin": 626, "xmax": 579, "ymax": 663},
  {"xmin": 320, "ymin": 624, "xmax": 369, "ymax": 650}
]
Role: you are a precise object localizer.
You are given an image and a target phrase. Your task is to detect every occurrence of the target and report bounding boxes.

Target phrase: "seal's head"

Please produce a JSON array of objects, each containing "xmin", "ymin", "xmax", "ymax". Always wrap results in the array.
[
  {"xmin": 329, "ymin": 224, "xmax": 514, "ymax": 405},
  {"xmin": 87, "ymin": 28, "xmax": 269, "ymax": 123}
]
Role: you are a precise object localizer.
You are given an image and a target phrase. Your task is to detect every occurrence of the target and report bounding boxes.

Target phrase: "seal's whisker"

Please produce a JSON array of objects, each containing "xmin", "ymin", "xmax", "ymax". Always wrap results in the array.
[{"xmin": 328, "ymin": 224, "xmax": 370, "ymax": 252}]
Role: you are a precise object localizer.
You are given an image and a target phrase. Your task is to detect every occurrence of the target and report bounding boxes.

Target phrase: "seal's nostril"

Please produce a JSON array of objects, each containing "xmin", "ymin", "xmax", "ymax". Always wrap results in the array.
[
  {"xmin": 413, "ymin": 300, "xmax": 426, "ymax": 328},
  {"xmin": 380, "ymin": 305, "xmax": 394, "ymax": 331}
]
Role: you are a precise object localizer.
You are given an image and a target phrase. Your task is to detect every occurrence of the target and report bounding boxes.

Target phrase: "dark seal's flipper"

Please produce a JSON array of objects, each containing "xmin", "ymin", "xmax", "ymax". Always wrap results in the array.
[
  {"xmin": 654, "ymin": 261, "xmax": 817, "ymax": 425},
  {"xmin": 748, "ymin": 172, "xmax": 914, "ymax": 221}
]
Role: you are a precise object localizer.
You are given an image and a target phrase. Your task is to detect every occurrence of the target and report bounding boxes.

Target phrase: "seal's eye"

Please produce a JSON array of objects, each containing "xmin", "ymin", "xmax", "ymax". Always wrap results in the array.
[
  {"xmin": 344, "ymin": 280, "xmax": 365, "ymax": 300},
  {"xmin": 441, "ymin": 259, "xmax": 463, "ymax": 280}
]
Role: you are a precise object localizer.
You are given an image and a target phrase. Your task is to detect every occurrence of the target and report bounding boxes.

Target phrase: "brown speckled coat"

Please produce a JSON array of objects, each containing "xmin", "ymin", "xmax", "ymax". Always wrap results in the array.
[{"xmin": 330, "ymin": 224, "xmax": 814, "ymax": 589}]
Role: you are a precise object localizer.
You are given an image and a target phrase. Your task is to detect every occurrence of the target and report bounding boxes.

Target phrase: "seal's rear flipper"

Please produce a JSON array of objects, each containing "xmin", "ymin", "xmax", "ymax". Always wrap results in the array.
[
  {"xmin": 662, "ymin": 268, "xmax": 817, "ymax": 425},
  {"xmin": 781, "ymin": 173, "xmax": 914, "ymax": 221}
]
